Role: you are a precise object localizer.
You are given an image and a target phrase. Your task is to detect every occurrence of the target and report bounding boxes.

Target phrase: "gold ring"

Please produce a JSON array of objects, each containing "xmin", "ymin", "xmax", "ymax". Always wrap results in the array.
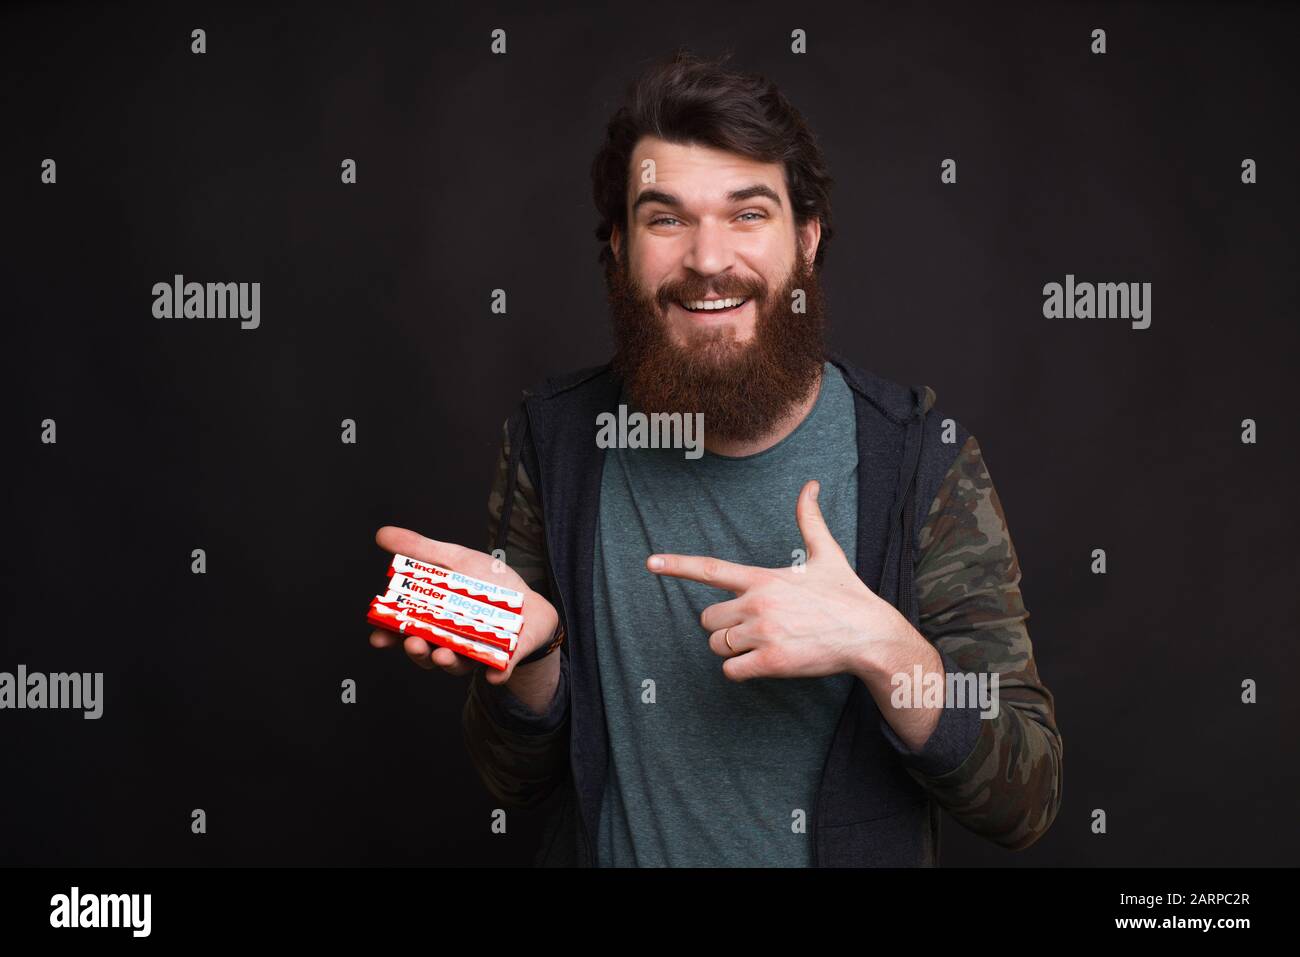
[{"xmin": 724, "ymin": 628, "xmax": 734, "ymax": 652}]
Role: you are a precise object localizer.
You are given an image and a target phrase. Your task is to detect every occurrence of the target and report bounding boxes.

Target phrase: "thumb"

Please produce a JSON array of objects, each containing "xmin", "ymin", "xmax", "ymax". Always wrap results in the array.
[{"xmin": 796, "ymin": 480, "xmax": 845, "ymax": 564}]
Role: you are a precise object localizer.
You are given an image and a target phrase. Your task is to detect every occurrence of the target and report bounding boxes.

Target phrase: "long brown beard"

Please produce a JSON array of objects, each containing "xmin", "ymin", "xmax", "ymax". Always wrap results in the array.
[{"xmin": 607, "ymin": 239, "xmax": 828, "ymax": 444}]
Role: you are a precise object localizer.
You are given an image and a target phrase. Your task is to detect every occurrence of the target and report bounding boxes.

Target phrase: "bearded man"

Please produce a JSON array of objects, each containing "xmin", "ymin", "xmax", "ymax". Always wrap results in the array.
[{"xmin": 370, "ymin": 49, "xmax": 1062, "ymax": 867}]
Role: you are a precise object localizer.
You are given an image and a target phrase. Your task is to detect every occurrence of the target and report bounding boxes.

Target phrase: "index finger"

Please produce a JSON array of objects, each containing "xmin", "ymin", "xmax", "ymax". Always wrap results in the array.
[{"xmin": 646, "ymin": 553, "xmax": 759, "ymax": 593}]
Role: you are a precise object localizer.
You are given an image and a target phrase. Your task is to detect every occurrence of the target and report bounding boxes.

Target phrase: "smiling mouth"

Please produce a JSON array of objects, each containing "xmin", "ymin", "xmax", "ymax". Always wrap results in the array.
[{"xmin": 671, "ymin": 297, "xmax": 751, "ymax": 317}]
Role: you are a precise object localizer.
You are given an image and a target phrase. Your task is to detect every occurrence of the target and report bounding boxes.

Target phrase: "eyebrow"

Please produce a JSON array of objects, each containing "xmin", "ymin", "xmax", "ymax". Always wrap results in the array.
[{"xmin": 632, "ymin": 184, "xmax": 783, "ymax": 214}]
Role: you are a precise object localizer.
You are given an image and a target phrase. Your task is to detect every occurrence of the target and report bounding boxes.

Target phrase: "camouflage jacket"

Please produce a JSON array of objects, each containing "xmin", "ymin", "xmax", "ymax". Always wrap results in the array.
[{"xmin": 462, "ymin": 368, "xmax": 1062, "ymax": 859}]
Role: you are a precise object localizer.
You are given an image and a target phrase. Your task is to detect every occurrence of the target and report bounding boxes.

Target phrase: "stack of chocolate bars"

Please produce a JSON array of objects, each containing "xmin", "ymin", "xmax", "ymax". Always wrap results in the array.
[{"xmin": 367, "ymin": 553, "xmax": 525, "ymax": 671}]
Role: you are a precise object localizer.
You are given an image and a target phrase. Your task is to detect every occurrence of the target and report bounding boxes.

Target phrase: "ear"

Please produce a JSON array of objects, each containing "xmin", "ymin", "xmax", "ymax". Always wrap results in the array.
[{"xmin": 797, "ymin": 217, "xmax": 821, "ymax": 269}]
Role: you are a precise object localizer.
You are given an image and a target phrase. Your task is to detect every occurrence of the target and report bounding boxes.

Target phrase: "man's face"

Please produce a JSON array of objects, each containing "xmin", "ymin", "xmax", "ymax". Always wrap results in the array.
[{"xmin": 606, "ymin": 135, "xmax": 828, "ymax": 444}]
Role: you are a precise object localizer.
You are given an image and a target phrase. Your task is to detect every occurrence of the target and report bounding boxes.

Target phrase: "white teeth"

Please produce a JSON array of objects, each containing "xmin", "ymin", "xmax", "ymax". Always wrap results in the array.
[{"xmin": 680, "ymin": 297, "xmax": 747, "ymax": 311}]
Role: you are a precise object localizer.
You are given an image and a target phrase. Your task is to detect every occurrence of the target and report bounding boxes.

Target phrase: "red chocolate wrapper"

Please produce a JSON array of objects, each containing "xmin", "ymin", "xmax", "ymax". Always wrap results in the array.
[
  {"xmin": 389, "ymin": 553, "xmax": 524, "ymax": 611},
  {"xmin": 387, "ymin": 573, "xmax": 524, "ymax": 634},
  {"xmin": 367, "ymin": 600, "xmax": 510, "ymax": 671},
  {"xmin": 373, "ymin": 590, "xmax": 518, "ymax": 653}
]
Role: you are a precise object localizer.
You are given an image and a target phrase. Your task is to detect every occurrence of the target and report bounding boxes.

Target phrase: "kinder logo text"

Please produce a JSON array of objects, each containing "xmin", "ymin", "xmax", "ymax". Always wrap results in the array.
[{"xmin": 50, "ymin": 887, "xmax": 151, "ymax": 937}]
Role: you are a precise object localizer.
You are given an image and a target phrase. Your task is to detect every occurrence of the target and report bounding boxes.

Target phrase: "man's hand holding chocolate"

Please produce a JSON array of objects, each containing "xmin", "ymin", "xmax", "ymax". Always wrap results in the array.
[{"xmin": 368, "ymin": 526, "xmax": 561, "ymax": 685}]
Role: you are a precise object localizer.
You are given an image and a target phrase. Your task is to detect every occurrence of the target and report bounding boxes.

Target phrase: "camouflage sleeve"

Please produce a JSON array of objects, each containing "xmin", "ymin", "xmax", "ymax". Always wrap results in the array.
[
  {"xmin": 878, "ymin": 434, "xmax": 1063, "ymax": 850},
  {"xmin": 484, "ymin": 418, "xmax": 551, "ymax": 600},
  {"xmin": 459, "ymin": 418, "xmax": 571, "ymax": 810}
]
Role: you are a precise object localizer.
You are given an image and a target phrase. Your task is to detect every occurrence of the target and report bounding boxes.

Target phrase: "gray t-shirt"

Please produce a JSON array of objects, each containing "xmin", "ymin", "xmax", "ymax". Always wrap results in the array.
[{"xmin": 593, "ymin": 361, "xmax": 860, "ymax": 866}]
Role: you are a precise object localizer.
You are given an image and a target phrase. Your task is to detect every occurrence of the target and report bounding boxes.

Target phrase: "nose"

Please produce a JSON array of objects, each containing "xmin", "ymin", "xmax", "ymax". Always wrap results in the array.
[{"xmin": 680, "ymin": 216, "xmax": 736, "ymax": 280}]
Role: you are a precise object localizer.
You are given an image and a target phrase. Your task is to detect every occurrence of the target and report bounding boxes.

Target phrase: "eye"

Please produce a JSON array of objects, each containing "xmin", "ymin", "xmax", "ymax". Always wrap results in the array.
[{"xmin": 649, "ymin": 212, "xmax": 767, "ymax": 227}]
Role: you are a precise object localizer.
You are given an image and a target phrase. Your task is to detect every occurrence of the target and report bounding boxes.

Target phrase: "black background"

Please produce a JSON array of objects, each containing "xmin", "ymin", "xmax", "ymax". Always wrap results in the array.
[{"xmin": 2, "ymin": 0, "xmax": 1297, "ymax": 867}]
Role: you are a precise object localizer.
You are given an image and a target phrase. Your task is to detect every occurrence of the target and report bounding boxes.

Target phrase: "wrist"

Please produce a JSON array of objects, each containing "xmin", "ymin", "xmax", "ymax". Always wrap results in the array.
[
  {"xmin": 851, "ymin": 602, "xmax": 922, "ymax": 682},
  {"xmin": 518, "ymin": 619, "xmax": 565, "ymax": 667}
]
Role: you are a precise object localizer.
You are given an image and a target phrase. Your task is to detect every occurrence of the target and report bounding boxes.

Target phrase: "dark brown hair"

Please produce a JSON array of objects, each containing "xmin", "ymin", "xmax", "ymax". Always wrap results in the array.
[{"xmin": 591, "ymin": 48, "xmax": 836, "ymax": 289}]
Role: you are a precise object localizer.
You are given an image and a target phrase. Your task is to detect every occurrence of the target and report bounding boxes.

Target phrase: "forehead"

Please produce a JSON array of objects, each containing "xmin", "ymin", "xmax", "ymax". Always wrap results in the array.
[{"xmin": 628, "ymin": 135, "xmax": 786, "ymax": 206}]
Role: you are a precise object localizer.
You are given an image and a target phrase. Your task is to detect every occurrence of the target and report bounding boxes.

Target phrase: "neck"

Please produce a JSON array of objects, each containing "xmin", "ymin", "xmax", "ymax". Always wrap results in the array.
[{"xmin": 702, "ymin": 364, "xmax": 824, "ymax": 457}]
